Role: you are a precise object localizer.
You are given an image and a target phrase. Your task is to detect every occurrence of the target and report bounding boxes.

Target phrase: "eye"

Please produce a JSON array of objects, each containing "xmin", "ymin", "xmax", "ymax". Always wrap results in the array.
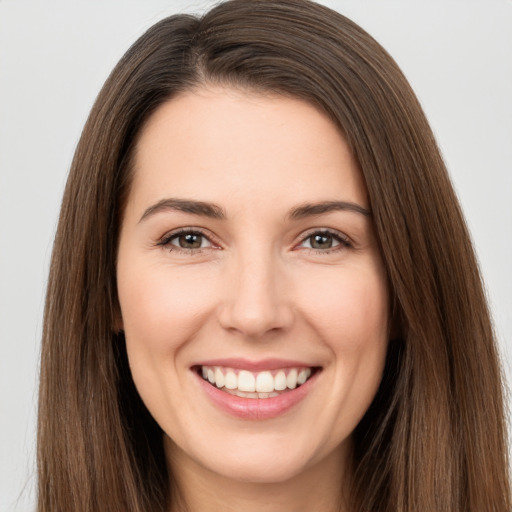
[
  {"xmin": 172, "ymin": 232, "xmax": 208, "ymax": 249},
  {"xmin": 158, "ymin": 229, "xmax": 215, "ymax": 252},
  {"xmin": 298, "ymin": 230, "xmax": 350, "ymax": 252}
]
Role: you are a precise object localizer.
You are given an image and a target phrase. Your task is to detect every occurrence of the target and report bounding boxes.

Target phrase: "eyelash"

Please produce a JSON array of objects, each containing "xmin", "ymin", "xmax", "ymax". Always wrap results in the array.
[
  {"xmin": 297, "ymin": 229, "xmax": 352, "ymax": 254},
  {"xmin": 156, "ymin": 228, "xmax": 352, "ymax": 255},
  {"xmin": 157, "ymin": 228, "xmax": 217, "ymax": 254}
]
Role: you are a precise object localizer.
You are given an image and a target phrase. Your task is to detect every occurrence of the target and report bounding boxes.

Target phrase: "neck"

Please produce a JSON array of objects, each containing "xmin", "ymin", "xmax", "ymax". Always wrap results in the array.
[{"xmin": 166, "ymin": 438, "xmax": 352, "ymax": 512}]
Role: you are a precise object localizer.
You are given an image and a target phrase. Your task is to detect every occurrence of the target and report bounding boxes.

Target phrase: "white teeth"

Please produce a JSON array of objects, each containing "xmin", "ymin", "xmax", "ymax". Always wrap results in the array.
[
  {"xmin": 297, "ymin": 368, "xmax": 311, "ymax": 385},
  {"xmin": 200, "ymin": 365, "xmax": 315, "ymax": 395},
  {"xmin": 286, "ymin": 369, "xmax": 298, "ymax": 389},
  {"xmin": 238, "ymin": 370, "xmax": 256, "ymax": 392},
  {"xmin": 214, "ymin": 367, "xmax": 225, "ymax": 388},
  {"xmin": 255, "ymin": 371, "xmax": 274, "ymax": 392},
  {"xmin": 225, "ymin": 389, "xmax": 281, "ymax": 399},
  {"xmin": 224, "ymin": 370, "xmax": 237, "ymax": 390},
  {"xmin": 274, "ymin": 371, "xmax": 287, "ymax": 391}
]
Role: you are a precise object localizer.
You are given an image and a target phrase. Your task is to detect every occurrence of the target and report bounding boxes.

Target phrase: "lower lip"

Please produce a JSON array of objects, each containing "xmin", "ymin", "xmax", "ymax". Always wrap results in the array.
[{"xmin": 194, "ymin": 370, "xmax": 319, "ymax": 420}]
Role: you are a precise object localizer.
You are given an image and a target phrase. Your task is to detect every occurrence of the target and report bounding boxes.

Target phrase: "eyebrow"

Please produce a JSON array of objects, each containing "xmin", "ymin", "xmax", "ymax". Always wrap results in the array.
[
  {"xmin": 287, "ymin": 201, "xmax": 371, "ymax": 220},
  {"xmin": 139, "ymin": 198, "xmax": 371, "ymax": 223},
  {"xmin": 139, "ymin": 198, "xmax": 226, "ymax": 222}
]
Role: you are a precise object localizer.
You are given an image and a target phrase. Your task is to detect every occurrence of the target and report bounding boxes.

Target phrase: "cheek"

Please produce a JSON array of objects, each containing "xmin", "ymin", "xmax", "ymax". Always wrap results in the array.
[
  {"xmin": 118, "ymin": 263, "xmax": 216, "ymax": 354},
  {"xmin": 298, "ymin": 264, "xmax": 389, "ymax": 348},
  {"xmin": 117, "ymin": 262, "xmax": 221, "ymax": 420},
  {"xmin": 296, "ymin": 264, "xmax": 389, "ymax": 411}
]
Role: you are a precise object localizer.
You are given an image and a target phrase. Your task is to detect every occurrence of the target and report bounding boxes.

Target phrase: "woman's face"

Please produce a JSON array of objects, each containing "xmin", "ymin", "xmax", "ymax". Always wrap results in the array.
[{"xmin": 117, "ymin": 87, "xmax": 389, "ymax": 485}]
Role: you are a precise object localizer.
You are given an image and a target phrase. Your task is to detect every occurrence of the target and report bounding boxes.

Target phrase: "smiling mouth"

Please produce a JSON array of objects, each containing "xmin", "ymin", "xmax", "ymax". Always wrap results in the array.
[{"xmin": 195, "ymin": 365, "xmax": 319, "ymax": 399}]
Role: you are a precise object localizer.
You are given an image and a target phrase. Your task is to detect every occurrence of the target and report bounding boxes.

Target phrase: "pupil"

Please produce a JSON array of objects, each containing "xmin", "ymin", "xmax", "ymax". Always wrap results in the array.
[
  {"xmin": 180, "ymin": 233, "xmax": 201, "ymax": 249},
  {"xmin": 311, "ymin": 234, "xmax": 332, "ymax": 249}
]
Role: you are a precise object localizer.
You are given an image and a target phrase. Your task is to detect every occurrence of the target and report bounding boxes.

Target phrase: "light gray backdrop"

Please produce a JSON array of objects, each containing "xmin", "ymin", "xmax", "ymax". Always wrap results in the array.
[{"xmin": 1, "ymin": 1, "xmax": 511, "ymax": 510}]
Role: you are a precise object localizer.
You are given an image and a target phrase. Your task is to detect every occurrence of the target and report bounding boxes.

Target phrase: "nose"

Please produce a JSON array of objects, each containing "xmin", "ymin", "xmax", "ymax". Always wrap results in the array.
[{"xmin": 218, "ymin": 250, "xmax": 294, "ymax": 339}]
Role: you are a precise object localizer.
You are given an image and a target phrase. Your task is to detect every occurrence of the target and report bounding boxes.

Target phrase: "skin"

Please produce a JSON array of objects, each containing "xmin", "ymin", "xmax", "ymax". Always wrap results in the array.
[{"xmin": 116, "ymin": 86, "xmax": 390, "ymax": 512}]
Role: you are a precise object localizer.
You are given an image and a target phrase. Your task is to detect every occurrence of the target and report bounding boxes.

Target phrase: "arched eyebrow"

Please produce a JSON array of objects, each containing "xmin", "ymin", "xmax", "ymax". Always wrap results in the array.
[
  {"xmin": 139, "ymin": 198, "xmax": 226, "ymax": 222},
  {"xmin": 287, "ymin": 201, "xmax": 371, "ymax": 220},
  {"xmin": 139, "ymin": 198, "xmax": 371, "ymax": 223}
]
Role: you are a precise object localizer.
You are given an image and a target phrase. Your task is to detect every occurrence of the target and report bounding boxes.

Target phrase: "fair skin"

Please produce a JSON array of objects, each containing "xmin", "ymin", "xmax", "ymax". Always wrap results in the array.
[{"xmin": 116, "ymin": 86, "xmax": 389, "ymax": 512}]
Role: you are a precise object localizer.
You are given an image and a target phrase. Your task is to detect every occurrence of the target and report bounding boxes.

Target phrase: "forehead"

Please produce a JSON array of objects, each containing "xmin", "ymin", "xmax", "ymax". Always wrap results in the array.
[{"xmin": 129, "ymin": 86, "xmax": 368, "ymax": 215}]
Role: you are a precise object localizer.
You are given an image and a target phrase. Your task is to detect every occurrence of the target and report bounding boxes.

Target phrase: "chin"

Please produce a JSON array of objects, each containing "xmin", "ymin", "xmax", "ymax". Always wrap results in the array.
[
  {"xmin": 168, "ymin": 429, "xmax": 345, "ymax": 487},
  {"xmin": 205, "ymin": 453, "xmax": 313, "ymax": 485}
]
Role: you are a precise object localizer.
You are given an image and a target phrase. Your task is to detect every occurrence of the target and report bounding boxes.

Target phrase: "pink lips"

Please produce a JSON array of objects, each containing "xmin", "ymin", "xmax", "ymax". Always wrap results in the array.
[{"xmin": 192, "ymin": 358, "xmax": 319, "ymax": 420}]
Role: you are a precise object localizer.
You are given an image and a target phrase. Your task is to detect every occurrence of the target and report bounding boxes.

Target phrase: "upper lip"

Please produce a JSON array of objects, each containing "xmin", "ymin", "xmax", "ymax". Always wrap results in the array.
[{"xmin": 193, "ymin": 358, "xmax": 317, "ymax": 372}]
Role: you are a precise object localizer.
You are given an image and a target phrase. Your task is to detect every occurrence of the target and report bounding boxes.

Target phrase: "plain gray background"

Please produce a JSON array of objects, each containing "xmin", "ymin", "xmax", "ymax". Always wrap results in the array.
[{"xmin": 1, "ymin": 1, "xmax": 511, "ymax": 510}]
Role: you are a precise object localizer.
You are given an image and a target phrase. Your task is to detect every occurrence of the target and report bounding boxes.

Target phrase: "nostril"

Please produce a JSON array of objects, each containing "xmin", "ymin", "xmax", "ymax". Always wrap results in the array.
[{"xmin": 218, "ymin": 301, "xmax": 294, "ymax": 339}]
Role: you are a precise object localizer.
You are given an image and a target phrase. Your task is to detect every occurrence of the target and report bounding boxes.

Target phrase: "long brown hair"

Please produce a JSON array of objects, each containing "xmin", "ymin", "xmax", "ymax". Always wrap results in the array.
[{"xmin": 37, "ymin": 1, "xmax": 510, "ymax": 510}]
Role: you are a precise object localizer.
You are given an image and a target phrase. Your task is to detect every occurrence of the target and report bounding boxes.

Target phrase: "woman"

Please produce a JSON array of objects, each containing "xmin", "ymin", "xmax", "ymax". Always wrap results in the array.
[{"xmin": 37, "ymin": 0, "xmax": 510, "ymax": 510}]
